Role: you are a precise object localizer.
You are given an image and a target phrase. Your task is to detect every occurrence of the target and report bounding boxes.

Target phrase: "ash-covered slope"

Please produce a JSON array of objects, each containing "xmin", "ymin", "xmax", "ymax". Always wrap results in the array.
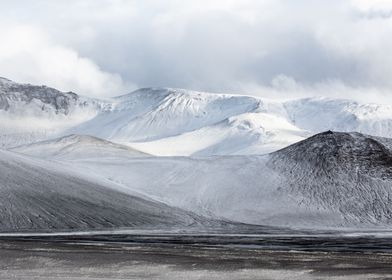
[
  {"xmin": 20, "ymin": 131, "xmax": 392, "ymax": 229},
  {"xmin": 0, "ymin": 149, "xmax": 202, "ymax": 232},
  {"xmin": 12, "ymin": 134, "xmax": 148, "ymax": 160},
  {"xmin": 268, "ymin": 131, "xmax": 392, "ymax": 225}
]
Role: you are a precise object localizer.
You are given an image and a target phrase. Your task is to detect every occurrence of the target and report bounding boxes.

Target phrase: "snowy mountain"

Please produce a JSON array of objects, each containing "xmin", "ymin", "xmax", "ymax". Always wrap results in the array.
[
  {"xmin": 0, "ymin": 148, "xmax": 208, "ymax": 232},
  {"xmin": 0, "ymin": 77, "xmax": 108, "ymax": 148},
  {"xmin": 2, "ymin": 78, "xmax": 392, "ymax": 155},
  {"xmin": 65, "ymin": 88, "xmax": 392, "ymax": 156},
  {"xmin": 67, "ymin": 87, "xmax": 306, "ymax": 155},
  {"xmin": 3, "ymin": 78, "xmax": 392, "ymax": 230},
  {"xmin": 15, "ymin": 130, "xmax": 392, "ymax": 229},
  {"xmin": 284, "ymin": 97, "xmax": 392, "ymax": 137}
]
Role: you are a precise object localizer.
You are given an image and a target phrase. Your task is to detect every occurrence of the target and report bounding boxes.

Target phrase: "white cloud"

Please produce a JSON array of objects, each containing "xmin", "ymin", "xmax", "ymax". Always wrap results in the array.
[
  {"xmin": 351, "ymin": 0, "xmax": 392, "ymax": 12},
  {"xmin": 0, "ymin": 23, "xmax": 132, "ymax": 97},
  {"xmin": 0, "ymin": 1, "xmax": 392, "ymax": 103},
  {"xmin": 246, "ymin": 76, "xmax": 392, "ymax": 105}
]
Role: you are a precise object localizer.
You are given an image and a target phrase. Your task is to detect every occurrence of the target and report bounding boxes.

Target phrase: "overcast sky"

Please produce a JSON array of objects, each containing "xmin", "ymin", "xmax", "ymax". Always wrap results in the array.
[{"xmin": 0, "ymin": 0, "xmax": 392, "ymax": 102}]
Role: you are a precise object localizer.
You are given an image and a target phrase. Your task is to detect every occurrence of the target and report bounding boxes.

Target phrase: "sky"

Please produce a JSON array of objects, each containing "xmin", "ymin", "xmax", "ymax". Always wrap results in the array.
[{"xmin": 0, "ymin": 0, "xmax": 392, "ymax": 103}]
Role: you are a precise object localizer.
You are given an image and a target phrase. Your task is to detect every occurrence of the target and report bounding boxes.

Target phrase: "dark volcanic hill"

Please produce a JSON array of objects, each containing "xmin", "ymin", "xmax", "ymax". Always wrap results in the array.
[{"xmin": 268, "ymin": 131, "xmax": 392, "ymax": 225}]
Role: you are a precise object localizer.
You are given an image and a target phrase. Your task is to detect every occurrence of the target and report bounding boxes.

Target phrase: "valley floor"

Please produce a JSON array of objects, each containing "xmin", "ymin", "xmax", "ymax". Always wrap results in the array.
[{"xmin": 2, "ymin": 233, "xmax": 392, "ymax": 279}]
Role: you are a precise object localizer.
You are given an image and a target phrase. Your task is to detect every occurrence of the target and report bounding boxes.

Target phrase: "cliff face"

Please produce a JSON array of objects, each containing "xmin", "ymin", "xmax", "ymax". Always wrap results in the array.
[{"xmin": 0, "ymin": 77, "xmax": 80, "ymax": 114}]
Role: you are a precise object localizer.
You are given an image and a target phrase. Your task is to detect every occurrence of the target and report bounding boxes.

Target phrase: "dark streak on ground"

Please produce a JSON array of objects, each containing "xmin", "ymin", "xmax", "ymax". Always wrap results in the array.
[
  {"xmin": 1, "ymin": 234, "xmax": 392, "ymax": 279},
  {"xmin": 3, "ymin": 232, "xmax": 392, "ymax": 253}
]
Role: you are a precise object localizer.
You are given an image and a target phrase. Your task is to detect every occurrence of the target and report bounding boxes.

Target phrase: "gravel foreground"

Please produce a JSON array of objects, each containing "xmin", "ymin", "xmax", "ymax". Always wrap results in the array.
[{"xmin": 1, "ymin": 238, "xmax": 392, "ymax": 280}]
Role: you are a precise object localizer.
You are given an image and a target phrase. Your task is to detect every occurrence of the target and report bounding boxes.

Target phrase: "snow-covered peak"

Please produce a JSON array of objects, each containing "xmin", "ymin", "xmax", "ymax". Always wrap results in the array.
[
  {"xmin": 0, "ymin": 78, "xmax": 110, "ymax": 148},
  {"xmin": 115, "ymin": 87, "xmax": 264, "ymax": 114},
  {"xmin": 3, "ymin": 78, "xmax": 392, "ymax": 155},
  {"xmin": 0, "ymin": 77, "xmax": 114, "ymax": 116},
  {"xmin": 0, "ymin": 78, "xmax": 78, "ymax": 113},
  {"xmin": 72, "ymin": 87, "xmax": 268, "ymax": 143}
]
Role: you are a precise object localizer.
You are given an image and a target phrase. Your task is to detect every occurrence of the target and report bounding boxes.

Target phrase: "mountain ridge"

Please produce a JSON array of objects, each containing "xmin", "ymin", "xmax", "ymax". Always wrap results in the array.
[{"xmin": 2, "ymin": 77, "xmax": 392, "ymax": 156}]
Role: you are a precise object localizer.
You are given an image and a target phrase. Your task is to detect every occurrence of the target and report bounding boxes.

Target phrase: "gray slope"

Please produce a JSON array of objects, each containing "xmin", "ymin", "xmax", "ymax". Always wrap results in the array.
[
  {"xmin": 0, "ymin": 149, "xmax": 202, "ymax": 232},
  {"xmin": 14, "ymin": 131, "xmax": 392, "ymax": 229},
  {"xmin": 268, "ymin": 131, "xmax": 392, "ymax": 225}
]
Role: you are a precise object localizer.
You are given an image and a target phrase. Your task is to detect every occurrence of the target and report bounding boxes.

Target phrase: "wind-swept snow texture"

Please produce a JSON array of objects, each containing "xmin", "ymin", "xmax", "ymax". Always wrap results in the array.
[
  {"xmin": 3, "ymin": 78, "xmax": 392, "ymax": 155},
  {"xmin": 0, "ymin": 149, "xmax": 204, "ymax": 232},
  {"xmin": 16, "ymin": 131, "xmax": 392, "ymax": 229}
]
